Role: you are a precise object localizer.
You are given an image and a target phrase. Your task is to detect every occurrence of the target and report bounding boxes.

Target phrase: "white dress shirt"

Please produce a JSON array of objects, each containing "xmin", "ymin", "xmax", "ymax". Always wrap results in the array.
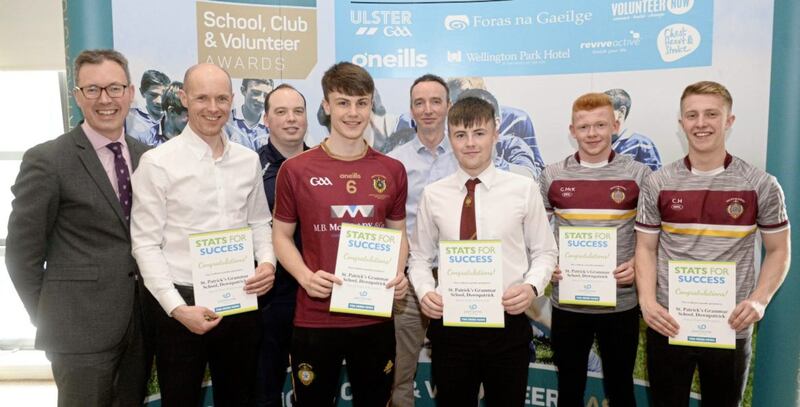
[
  {"xmin": 131, "ymin": 126, "xmax": 275, "ymax": 315},
  {"xmin": 408, "ymin": 164, "xmax": 558, "ymax": 301}
]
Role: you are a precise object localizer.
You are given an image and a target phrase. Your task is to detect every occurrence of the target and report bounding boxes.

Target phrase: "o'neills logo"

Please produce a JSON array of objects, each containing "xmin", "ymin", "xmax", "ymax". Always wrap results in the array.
[
  {"xmin": 727, "ymin": 198, "xmax": 745, "ymax": 219},
  {"xmin": 339, "ymin": 172, "xmax": 362, "ymax": 179},
  {"xmin": 610, "ymin": 186, "xmax": 626, "ymax": 204},
  {"xmin": 352, "ymin": 48, "xmax": 428, "ymax": 68}
]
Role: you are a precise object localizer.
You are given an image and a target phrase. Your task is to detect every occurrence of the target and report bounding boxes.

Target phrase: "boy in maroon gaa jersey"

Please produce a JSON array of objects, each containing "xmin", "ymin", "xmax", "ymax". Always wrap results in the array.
[
  {"xmin": 272, "ymin": 62, "xmax": 409, "ymax": 407},
  {"xmin": 635, "ymin": 81, "xmax": 790, "ymax": 406}
]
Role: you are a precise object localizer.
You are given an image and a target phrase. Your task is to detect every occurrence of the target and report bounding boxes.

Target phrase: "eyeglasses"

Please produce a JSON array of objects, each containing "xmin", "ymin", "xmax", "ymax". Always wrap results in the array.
[{"xmin": 74, "ymin": 84, "xmax": 129, "ymax": 99}]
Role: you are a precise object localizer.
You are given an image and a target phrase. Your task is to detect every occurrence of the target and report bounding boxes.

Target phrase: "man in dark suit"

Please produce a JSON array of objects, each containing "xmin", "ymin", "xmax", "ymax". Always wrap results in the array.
[{"xmin": 6, "ymin": 49, "xmax": 151, "ymax": 406}]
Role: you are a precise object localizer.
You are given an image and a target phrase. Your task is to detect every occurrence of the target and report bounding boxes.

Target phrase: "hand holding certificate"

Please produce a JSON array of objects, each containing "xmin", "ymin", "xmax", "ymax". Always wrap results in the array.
[
  {"xmin": 668, "ymin": 261, "xmax": 736, "ymax": 349},
  {"xmin": 439, "ymin": 240, "xmax": 504, "ymax": 328},
  {"xmin": 558, "ymin": 227, "xmax": 617, "ymax": 307},
  {"xmin": 330, "ymin": 223, "xmax": 402, "ymax": 317},
  {"xmin": 189, "ymin": 227, "xmax": 257, "ymax": 316}
]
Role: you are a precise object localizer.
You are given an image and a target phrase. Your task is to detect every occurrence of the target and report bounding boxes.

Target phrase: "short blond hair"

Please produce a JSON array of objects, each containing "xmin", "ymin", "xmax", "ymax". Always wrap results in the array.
[{"xmin": 681, "ymin": 81, "xmax": 733, "ymax": 111}]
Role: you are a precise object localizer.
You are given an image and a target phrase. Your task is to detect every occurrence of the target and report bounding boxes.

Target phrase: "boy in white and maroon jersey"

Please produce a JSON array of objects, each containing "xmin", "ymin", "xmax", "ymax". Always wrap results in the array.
[
  {"xmin": 541, "ymin": 93, "xmax": 651, "ymax": 406},
  {"xmin": 272, "ymin": 62, "xmax": 409, "ymax": 406},
  {"xmin": 635, "ymin": 81, "xmax": 790, "ymax": 406}
]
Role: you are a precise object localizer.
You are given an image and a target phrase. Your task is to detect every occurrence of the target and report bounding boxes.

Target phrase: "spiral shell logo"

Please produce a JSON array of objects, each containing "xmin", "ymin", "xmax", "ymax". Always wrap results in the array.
[{"xmin": 444, "ymin": 15, "xmax": 470, "ymax": 30}]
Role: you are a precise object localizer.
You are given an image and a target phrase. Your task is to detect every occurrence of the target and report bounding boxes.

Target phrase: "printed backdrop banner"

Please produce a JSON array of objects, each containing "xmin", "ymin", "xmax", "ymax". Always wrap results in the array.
[
  {"xmin": 112, "ymin": 0, "xmax": 774, "ymax": 169},
  {"xmin": 110, "ymin": 0, "xmax": 772, "ymax": 405},
  {"xmin": 336, "ymin": 0, "xmax": 714, "ymax": 77}
]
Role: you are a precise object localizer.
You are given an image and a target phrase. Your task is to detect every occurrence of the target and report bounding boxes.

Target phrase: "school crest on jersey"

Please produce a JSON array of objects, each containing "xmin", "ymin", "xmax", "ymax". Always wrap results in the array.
[
  {"xmin": 610, "ymin": 186, "xmax": 626, "ymax": 204},
  {"xmin": 372, "ymin": 175, "xmax": 387, "ymax": 194},
  {"xmin": 297, "ymin": 363, "xmax": 315, "ymax": 386},
  {"xmin": 727, "ymin": 199, "xmax": 745, "ymax": 219}
]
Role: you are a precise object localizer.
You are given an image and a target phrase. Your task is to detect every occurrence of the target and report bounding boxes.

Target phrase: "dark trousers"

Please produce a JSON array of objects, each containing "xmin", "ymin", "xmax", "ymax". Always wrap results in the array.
[
  {"xmin": 427, "ymin": 313, "xmax": 532, "ymax": 407},
  {"xmin": 255, "ymin": 301, "xmax": 295, "ymax": 407},
  {"xmin": 551, "ymin": 306, "xmax": 640, "ymax": 407},
  {"xmin": 646, "ymin": 328, "xmax": 750, "ymax": 407},
  {"xmin": 49, "ymin": 284, "xmax": 150, "ymax": 407},
  {"xmin": 290, "ymin": 321, "xmax": 396, "ymax": 407},
  {"xmin": 150, "ymin": 286, "xmax": 261, "ymax": 407}
]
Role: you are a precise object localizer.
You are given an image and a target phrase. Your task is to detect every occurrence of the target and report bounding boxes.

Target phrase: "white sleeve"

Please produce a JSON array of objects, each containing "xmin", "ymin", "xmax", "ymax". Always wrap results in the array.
[
  {"xmin": 131, "ymin": 153, "xmax": 185, "ymax": 315},
  {"xmin": 247, "ymin": 157, "xmax": 275, "ymax": 266},
  {"xmin": 407, "ymin": 187, "xmax": 438, "ymax": 299},
  {"xmin": 522, "ymin": 180, "xmax": 558, "ymax": 296}
]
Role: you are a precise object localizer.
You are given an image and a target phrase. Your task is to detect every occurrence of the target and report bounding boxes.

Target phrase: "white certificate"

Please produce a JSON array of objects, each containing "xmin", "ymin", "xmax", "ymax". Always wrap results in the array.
[
  {"xmin": 558, "ymin": 226, "xmax": 617, "ymax": 307},
  {"xmin": 189, "ymin": 227, "xmax": 257, "ymax": 316},
  {"xmin": 669, "ymin": 260, "xmax": 736, "ymax": 349},
  {"xmin": 330, "ymin": 223, "xmax": 402, "ymax": 317},
  {"xmin": 439, "ymin": 240, "xmax": 504, "ymax": 328}
]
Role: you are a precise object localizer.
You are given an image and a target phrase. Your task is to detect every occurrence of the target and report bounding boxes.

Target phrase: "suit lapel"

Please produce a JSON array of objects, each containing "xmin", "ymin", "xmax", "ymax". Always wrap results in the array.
[{"xmin": 72, "ymin": 127, "xmax": 129, "ymax": 230}]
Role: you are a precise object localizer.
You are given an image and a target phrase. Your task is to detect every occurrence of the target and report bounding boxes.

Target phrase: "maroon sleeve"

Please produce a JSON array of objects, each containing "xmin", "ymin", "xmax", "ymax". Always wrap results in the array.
[
  {"xmin": 273, "ymin": 159, "xmax": 298, "ymax": 223},
  {"xmin": 387, "ymin": 160, "xmax": 407, "ymax": 221}
]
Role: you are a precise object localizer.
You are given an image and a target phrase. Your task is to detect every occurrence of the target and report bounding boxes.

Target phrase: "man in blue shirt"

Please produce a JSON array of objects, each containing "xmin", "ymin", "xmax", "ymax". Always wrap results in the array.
[
  {"xmin": 604, "ymin": 88, "xmax": 662, "ymax": 171},
  {"xmin": 226, "ymin": 78, "xmax": 274, "ymax": 150},
  {"xmin": 396, "ymin": 77, "xmax": 544, "ymax": 177},
  {"xmin": 388, "ymin": 74, "xmax": 458, "ymax": 407}
]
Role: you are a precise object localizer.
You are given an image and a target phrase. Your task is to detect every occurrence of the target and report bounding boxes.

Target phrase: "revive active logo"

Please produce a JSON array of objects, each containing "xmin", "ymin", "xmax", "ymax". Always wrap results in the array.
[{"xmin": 579, "ymin": 30, "xmax": 642, "ymax": 54}]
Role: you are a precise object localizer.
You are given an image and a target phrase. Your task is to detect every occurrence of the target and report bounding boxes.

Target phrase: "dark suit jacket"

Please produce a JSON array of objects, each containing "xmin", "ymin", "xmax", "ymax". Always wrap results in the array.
[{"xmin": 6, "ymin": 126, "xmax": 149, "ymax": 354}]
